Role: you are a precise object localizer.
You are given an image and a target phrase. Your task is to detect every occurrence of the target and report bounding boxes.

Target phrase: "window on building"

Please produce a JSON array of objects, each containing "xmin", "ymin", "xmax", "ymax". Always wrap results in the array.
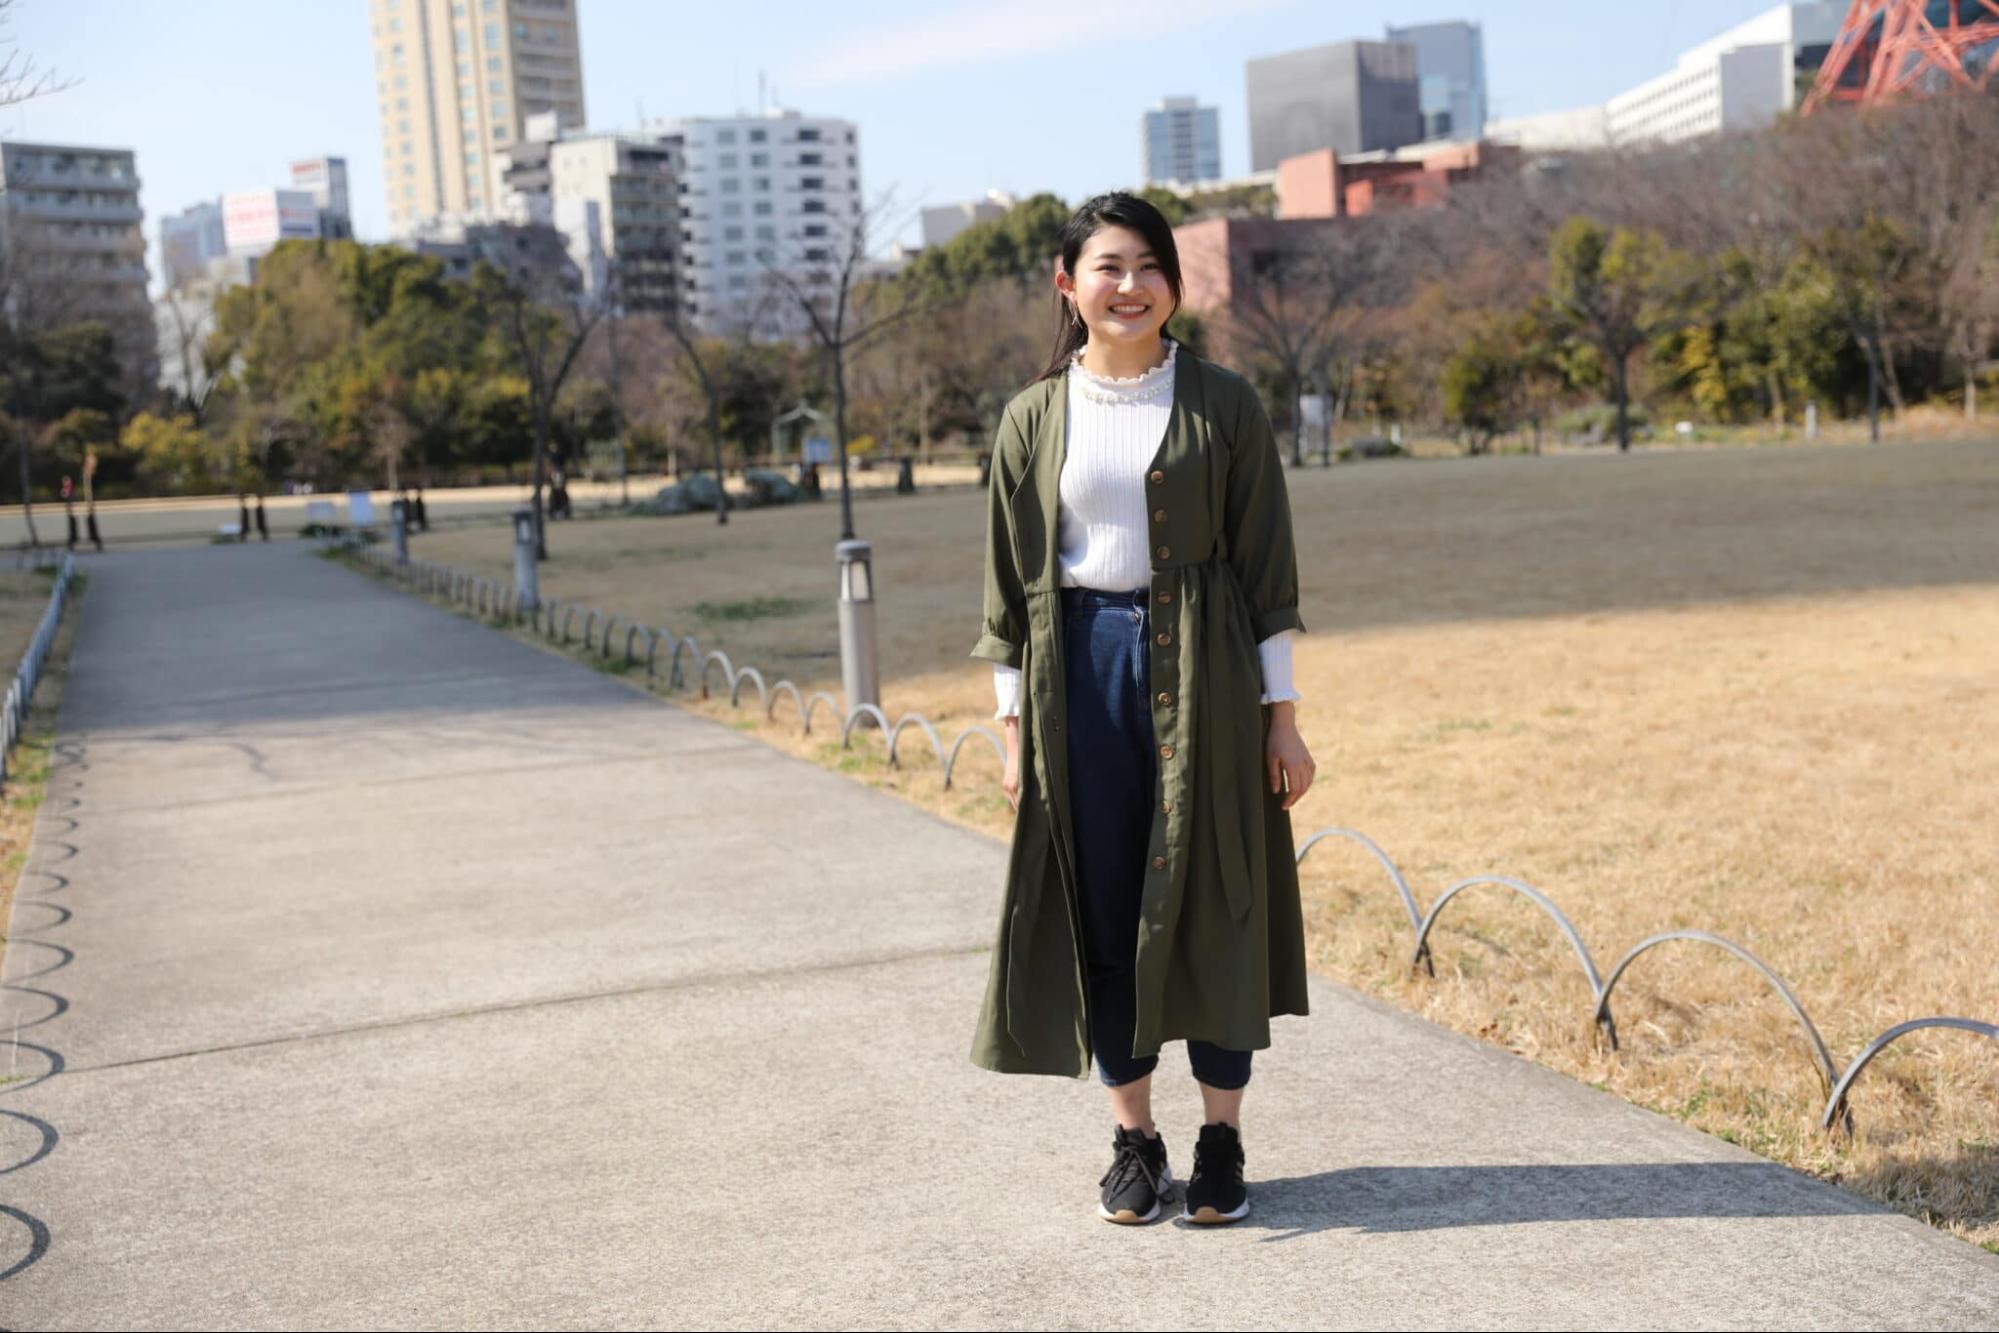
[
  {"xmin": 493, "ymin": 126, "xmax": 509, "ymax": 142},
  {"xmin": 717, "ymin": 129, "xmax": 737, "ymax": 145},
  {"xmin": 395, "ymin": 73, "xmax": 407, "ymax": 89},
  {"xmin": 845, "ymin": 129, "xmax": 855, "ymax": 143},
  {"xmin": 490, "ymin": 78, "xmax": 505, "ymax": 95},
  {"xmin": 723, "ymin": 227, "xmax": 743, "ymax": 242},
  {"xmin": 755, "ymin": 224, "xmax": 775, "ymax": 240},
  {"xmin": 846, "ymin": 154, "xmax": 856, "ymax": 167},
  {"xmin": 847, "ymin": 177, "xmax": 858, "ymax": 191},
  {"xmin": 803, "ymin": 223, "xmax": 827, "ymax": 238},
  {"xmin": 752, "ymin": 201, "xmax": 772, "ymax": 216},
  {"xmin": 458, "ymin": 59, "xmax": 471, "ymax": 77},
  {"xmin": 486, "ymin": 22, "xmax": 501, "ymax": 44},
  {"xmin": 487, "ymin": 56, "xmax": 502, "ymax": 71},
  {"xmin": 799, "ymin": 152, "xmax": 821, "ymax": 166},
  {"xmin": 753, "ymin": 177, "xmax": 770, "ymax": 192},
  {"xmin": 802, "ymin": 198, "xmax": 825, "ymax": 213},
  {"xmin": 721, "ymin": 201, "xmax": 742, "ymax": 218},
  {"xmin": 749, "ymin": 152, "xmax": 768, "ymax": 167},
  {"xmin": 491, "ymin": 99, "xmax": 507, "ymax": 120},
  {"xmin": 719, "ymin": 178, "xmax": 739, "ymax": 194},
  {"xmin": 748, "ymin": 128, "xmax": 766, "ymax": 143},
  {"xmin": 799, "ymin": 177, "xmax": 823, "ymax": 190},
  {"xmin": 798, "ymin": 128, "xmax": 820, "ymax": 142},
  {"xmin": 718, "ymin": 153, "xmax": 738, "ymax": 169}
]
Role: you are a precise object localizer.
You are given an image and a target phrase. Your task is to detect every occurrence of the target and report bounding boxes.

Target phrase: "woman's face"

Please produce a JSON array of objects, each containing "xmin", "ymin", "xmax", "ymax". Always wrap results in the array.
[{"xmin": 1058, "ymin": 223, "xmax": 1175, "ymax": 351}]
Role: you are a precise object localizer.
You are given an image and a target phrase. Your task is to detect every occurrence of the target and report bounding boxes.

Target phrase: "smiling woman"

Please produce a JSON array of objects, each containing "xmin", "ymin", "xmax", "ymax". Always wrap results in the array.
[{"xmin": 971, "ymin": 190, "xmax": 1313, "ymax": 1229}]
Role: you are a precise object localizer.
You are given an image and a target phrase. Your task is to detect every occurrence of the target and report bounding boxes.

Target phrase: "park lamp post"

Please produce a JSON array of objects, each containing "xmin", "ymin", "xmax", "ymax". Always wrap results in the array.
[
  {"xmin": 512, "ymin": 508, "xmax": 540, "ymax": 614},
  {"xmin": 836, "ymin": 538, "xmax": 879, "ymax": 724}
]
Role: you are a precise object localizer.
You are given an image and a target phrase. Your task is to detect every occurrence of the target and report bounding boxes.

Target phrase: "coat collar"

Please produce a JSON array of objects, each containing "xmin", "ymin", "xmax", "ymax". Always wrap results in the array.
[{"xmin": 1024, "ymin": 337, "xmax": 1204, "ymax": 509}]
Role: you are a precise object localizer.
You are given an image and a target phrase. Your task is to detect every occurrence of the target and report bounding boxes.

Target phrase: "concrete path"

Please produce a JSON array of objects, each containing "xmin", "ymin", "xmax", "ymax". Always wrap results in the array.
[{"xmin": 2, "ymin": 543, "xmax": 1995, "ymax": 1329}]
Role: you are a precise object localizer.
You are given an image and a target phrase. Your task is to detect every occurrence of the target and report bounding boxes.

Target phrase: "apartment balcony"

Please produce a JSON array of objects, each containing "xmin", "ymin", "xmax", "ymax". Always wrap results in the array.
[{"xmin": 13, "ymin": 196, "xmax": 145, "ymax": 225}]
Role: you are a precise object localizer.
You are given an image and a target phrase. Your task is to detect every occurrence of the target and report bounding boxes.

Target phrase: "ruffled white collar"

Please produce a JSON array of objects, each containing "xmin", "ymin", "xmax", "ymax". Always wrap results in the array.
[{"xmin": 1070, "ymin": 339, "xmax": 1177, "ymax": 405}]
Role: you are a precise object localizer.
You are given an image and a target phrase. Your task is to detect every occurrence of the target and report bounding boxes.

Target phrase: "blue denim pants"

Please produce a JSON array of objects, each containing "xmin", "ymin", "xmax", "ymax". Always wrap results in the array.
[{"xmin": 1061, "ymin": 584, "xmax": 1253, "ymax": 1092}]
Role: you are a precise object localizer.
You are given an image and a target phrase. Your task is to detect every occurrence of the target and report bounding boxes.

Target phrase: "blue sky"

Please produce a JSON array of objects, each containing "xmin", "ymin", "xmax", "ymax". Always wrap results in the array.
[{"xmin": 7, "ymin": 0, "xmax": 1788, "ymax": 277}]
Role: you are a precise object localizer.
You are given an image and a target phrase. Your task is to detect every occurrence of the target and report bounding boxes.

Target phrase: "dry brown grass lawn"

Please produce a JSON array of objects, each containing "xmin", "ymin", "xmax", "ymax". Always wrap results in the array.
[{"xmin": 402, "ymin": 435, "xmax": 1999, "ymax": 1250}]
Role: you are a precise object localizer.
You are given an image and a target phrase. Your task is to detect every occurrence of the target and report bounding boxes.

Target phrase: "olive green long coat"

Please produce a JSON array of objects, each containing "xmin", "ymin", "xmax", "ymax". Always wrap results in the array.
[{"xmin": 969, "ymin": 344, "xmax": 1311, "ymax": 1078}]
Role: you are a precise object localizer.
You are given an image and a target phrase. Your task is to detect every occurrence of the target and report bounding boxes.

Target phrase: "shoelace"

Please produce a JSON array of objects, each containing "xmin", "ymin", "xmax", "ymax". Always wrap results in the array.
[{"xmin": 1099, "ymin": 1138, "xmax": 1165, "ymax": 1196}]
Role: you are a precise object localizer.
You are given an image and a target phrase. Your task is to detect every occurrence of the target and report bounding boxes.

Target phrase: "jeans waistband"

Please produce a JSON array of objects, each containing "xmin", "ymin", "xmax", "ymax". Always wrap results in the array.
[{"xmin": 1060, "ymin": 585, "xmax": 1148, "ymax": 610}]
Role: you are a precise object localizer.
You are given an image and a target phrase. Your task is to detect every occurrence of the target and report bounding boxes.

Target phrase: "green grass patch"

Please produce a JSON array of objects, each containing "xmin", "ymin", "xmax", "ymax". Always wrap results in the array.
[{"xmin": 689, "ymin": 595, "xmax": 814, "ymax": 623}]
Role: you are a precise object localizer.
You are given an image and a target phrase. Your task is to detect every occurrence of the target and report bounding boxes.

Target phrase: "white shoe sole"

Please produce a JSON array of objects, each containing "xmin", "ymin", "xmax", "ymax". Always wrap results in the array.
[
  {"xmin": 1099, "ymin": 1164, "xmax": 1174, "ymax": 1224},
  {"xmin": 1182, "ymin": 1196, "xmax": 1250, "ymax": 1224}
]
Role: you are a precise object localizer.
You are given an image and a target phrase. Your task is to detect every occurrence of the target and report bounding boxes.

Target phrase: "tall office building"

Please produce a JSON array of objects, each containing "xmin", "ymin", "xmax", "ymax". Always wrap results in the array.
[
  {"xmin": 1384, "ymin": 20, "xmax": 1487, "ymax": 141},
  {"xmin": 366, "ymin": 0, "xmax": 587, "ymax": 237},
  {"xmin": 646, "ymin": 109, "xmax": 862, "ymax": 339},
  {"xmin": 1246, "ymin": 40, "xmax": 1422, "ymax": 171},
  {"xmin": 0, "ymin": 141, "xmax": 154, "ymax": 379},
  {"xmin": 1143, "ymin": 97, "xmax": 1223, "ymax": 185}
]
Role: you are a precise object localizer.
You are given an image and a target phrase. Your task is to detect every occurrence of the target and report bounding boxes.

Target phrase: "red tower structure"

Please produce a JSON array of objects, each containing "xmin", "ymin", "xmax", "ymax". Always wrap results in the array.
[{"xmin": 1804, "ymin": 0, "xmax": 1999, "ymax": 111}]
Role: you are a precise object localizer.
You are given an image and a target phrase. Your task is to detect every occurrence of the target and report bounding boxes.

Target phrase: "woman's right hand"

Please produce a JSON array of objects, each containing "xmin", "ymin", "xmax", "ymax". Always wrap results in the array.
[{"xmin": 1001, "ymin": 717, "xmax": 1022, "ymax": 812}]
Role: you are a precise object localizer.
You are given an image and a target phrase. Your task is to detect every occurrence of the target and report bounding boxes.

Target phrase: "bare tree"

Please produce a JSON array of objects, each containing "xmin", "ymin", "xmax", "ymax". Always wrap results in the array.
[
  {"xmin": 1224, "ymin": 219, "xmax": 1392, "ymax": 466},
  {"xmin": 756, "ymin": 188, "xmax": 935, "ymax": 540},
  {"xmin": 0, "ymin": 0, "xmax": 76, "ymax": 109},
  {"xmin": 472, "ymin": 225, "xmax": 603, "ymax": 559},
  {"xmin": 159, "ymin": 285, "xmax": 219, "ymax": 425}
]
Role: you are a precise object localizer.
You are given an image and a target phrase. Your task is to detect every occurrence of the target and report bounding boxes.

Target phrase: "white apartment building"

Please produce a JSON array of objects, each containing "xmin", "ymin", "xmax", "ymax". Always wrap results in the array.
[
  {"xmin": 546, "ymin": 132, "xmax": 680, "ymax": 315},
  {"xmin": 0, "ymin": 140, "xmax": 154, "ymax": 380},
  {"xmin": 1604, "ymin": 2, "xmax": 1841, "ymax": 145},
  {"xmin": 645, "ymin": 109, "xmax": 863, "ymax": 339}
]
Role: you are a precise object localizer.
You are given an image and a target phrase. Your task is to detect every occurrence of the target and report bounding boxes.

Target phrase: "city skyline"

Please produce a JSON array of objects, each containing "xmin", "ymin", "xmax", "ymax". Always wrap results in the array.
[{"xmin": 8, "ymin": 0, "xmax": 1812, "ymax": 288}]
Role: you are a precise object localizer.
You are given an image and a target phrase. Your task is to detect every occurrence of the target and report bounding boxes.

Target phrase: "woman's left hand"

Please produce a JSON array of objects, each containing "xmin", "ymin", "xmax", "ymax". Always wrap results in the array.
[{"xmin": 1264, "ymin": 704, "xmax": 1315, "ymax": 811}]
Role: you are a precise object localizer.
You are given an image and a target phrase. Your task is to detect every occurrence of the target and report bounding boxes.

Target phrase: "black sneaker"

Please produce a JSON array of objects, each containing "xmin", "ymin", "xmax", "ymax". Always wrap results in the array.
[
  {"xmin": 1098, "ymin": 1125, "xmax": 1174, "ymax": 1224},
  {"xmin": 1182, "ymin": 1122, "xmax": 1249, "ymax": 1224}
]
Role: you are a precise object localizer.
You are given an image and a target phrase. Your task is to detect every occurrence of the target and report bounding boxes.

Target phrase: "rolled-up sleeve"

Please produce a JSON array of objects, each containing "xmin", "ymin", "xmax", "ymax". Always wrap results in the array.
[
  {"xmin": 1224, "ymin": 380, "xmax": 1307, "ymax": 642},
  {"xmin": 970, "ymin": 405, "xmax": 1027, "ymax": 669}
]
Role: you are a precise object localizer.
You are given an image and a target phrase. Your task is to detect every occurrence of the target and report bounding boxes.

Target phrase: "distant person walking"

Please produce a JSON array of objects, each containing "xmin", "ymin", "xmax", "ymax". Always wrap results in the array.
[
  {"xmin": 237, "ymin": 493, "xmax": 251, "ymax": 543},
  {"xmin": 61, "ymin": 475, "xmax": 78, "ymax": 549},
  {"xmin": 970, "ymin": 192, "xmax": 1315, "ymax": 1228},
  {"xmin": 83, "ymin": 448, "xmax": 103, "ymax": 551},
  {"xmin": 412, "ymin": 487, "xmax": 429, "ymax": 531},
  {"xmin": 255, "ymin": 495, "xmax": 270, "ymax": 541}
]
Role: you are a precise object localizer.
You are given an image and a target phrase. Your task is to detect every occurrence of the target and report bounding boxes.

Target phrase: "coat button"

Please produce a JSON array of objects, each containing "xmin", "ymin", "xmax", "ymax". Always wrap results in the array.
[
  {"xmin": 1156, "ymin": 545, "xmax": 1170, "ymax": 559},
  {"xmin": 1155, "ymin": 631, "xmax": 1170, "ymax": 646},
  {"xmin": 1161, "ymin": 800, "xmax": 1173, "ymax": 814},
  {"xmin": 1157, "ymin": 590, "xmax": 1172, "ymax": 605},
  {"xmin": 1152, "ymin": 508, "xmax": 1167, "ymax": 522},
  {"xmin": 1156, "ymin": 691, "xmax": 1170, "ymax": 705},
  {"xmin": 1152, "ymin": 855, "xmax": 1167, "ymax": 869},
  {"xmin": 1149, "ymin": 469, "xmax": 1164, "ymax": 483},
  {"xmin": 1158, "ymin": 744, "xmax": 1174, "ymax": 759}
]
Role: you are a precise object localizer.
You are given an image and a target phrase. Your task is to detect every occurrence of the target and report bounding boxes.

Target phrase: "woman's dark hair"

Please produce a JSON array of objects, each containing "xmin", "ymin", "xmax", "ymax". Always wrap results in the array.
[{"xmin": 1034, "ymin": 191, "xmax": 1184, "ymax": 383}]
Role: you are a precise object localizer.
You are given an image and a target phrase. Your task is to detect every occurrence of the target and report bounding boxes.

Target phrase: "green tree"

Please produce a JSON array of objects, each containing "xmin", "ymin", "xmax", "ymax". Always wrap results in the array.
[{"xmin": 1547, "ymin": 218, "xmax": 1693, "ymax": 451}]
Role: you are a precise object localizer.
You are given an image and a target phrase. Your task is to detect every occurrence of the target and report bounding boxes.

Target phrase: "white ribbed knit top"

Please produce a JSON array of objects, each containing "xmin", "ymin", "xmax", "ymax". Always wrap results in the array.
[{"xmin": 992, "ymin": 340, "xmax": 1298, "ymax": 719}]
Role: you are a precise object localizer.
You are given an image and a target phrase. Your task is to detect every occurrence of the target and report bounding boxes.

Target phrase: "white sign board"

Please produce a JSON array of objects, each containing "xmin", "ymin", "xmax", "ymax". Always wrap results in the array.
[
  {"xmin": 305, "ymin": 500, "xmax": 336, "ymax": 525},
  {"xmin": 803, "ymin": 435, "xmax": 833, "ymax": 464},
  {"xmin": 347, "ymin": 490, "xmax": 376, "ymax": 526}
]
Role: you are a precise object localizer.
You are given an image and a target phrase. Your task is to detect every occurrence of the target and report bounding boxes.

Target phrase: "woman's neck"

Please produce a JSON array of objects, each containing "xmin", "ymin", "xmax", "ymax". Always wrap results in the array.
[{"xmin": 1077, "ymin": 335, "xmax": 1170, "ymax": 383}]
